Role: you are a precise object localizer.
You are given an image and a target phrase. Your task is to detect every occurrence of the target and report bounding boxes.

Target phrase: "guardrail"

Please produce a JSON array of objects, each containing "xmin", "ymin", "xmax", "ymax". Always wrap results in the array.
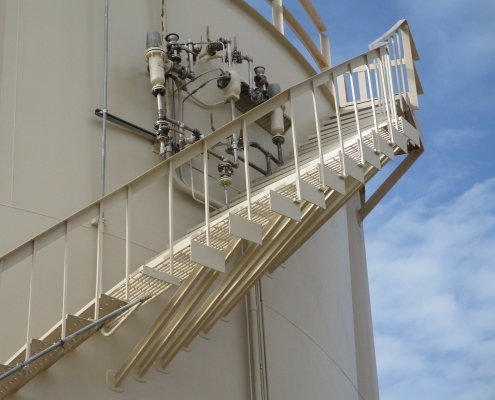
[
  {"xmin": 266, "ymin": 0, "xmax": 332, "ymax": 70},
  {"xmin": 0, "ymin": 21, "xmax": 420, "ymax": 367}
]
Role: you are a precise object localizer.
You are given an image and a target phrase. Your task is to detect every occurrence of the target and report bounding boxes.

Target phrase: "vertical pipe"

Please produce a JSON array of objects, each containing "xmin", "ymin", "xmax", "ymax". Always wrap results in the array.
[
  {"xmin": 101, "ymin": 0, "xmax": 109, "ymax": 199},
  {"xmin": 61, "ymin": 221, "xmax": 69, "ymax": 339},
  {"xmin": 391, "ymin": 36, "xmax": 404, "ymax": 112},
  {"xmin": 243, "ymin": 120, "xmax": 253, "ymax": 220},
  {"xmin": 168, "ymin": 162, "xmax": 174, "ymax": 275},
  {"xmin": 0, "ymin": 261, "xmax": 3, "ymax": 304},
  {"xmin": 331, "ymin": 73, "xmax": 346, "ymax": 176},
  {"xmin": 288, "ymin": 90, "xmax": 301, "ymax": 201},
  {"xmin": 311, "ymin": 82, "xmax": 326, "ymax": 189},
  {"xmin": 348, "ymin": 66, "xmax": 365, "ymax": 165},
  {"xmin": 161, "ymin": 0, "xmax": 167, "ymax": 46},
  {"xmin": 203, "ymin": 140, "xmax": 210, "ymax": 246},
  {"xmin": 249, "ymin": 286, "xmax": 262, "ymax": 400},
  {"xmin": 125, "ymin": 186, "xmax": 131, "ymax": 301},
  {"xmin": 95, "ymin": 203, "xmax": 104, "ymax": 320},
  {"xmin": 26, "ymin": 240, "xmax": 37, "ymax": 360},
  {"xmin": 248, "ymin": 59, "xmax": 254, "ymax": 92},
  {"xmin": 272, "ymin": 0, "xmax": 284, "ymax": 34},
  {"xmin": 244, "ymin": 294, "xmax": 254, "ymax": 400}
]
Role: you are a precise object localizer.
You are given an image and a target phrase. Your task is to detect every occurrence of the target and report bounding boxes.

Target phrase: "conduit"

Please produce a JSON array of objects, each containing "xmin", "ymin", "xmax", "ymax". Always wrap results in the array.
[{"xmin": 0, "ymin": 293, "xmax": 151, "ymax": 382}]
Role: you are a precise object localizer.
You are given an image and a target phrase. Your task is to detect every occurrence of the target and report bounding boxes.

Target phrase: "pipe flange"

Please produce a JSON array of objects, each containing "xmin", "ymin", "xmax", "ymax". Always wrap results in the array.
[
  {"xmin": 272, "ymin": 135, "xmax": 285, "ymax": 145},
  {"xmin": 152, "ymin": 85, "xmax": 166, "ymax": 97}
]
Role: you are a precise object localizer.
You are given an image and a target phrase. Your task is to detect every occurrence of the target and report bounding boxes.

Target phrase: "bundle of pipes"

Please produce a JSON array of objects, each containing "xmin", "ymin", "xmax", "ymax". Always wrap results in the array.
[{"xmin": 143, "ymin": 27, "xmax": 288, "ymax": 205}]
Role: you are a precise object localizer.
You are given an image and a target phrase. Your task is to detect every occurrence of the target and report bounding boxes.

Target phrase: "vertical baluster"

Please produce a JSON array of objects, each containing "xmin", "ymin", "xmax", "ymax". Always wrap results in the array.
[
  {"xmin": 203, "ymin": 140, "xmax": 210, "ymax": 246},
  {"xmin": 311, "ymin": 81, "xmax": 326, "ymax": 189},
  {"xmin": 365, "ymin": 55, "xmax": 380, "ymax": 152},
  {"xmin": 168, "ymin": 162, "xmax": 174, "ymax": 275},
  {"xmin": 378, "ymin": 55, "xmax": 393, "ymax": 137},
  {"xmin": 288, "ymin": 90, "xmax": 302, "ymax": 201},
  {"xmin": 125, "ymin": 185, "xmax": 131, "ymax": 301},
  {"xmin": 385, "ymin": 47, "xmax": 398, "ymax": 125},
  {"xmin": 358, "ymin": 71, "xmax": 368, "ymax": 101},
  {"xmin": 374, "ymin": 58, "xmax": 384, "ymax": 118},
  {"xmin": 26, "ymin": 240, "xmax": 37, "ymax": 359},
  {"xmin": 242, "ymin": 119, "xmax": 253, "ymax": 220},
  {"xmin": 95, "ymin": 203, "xmax": 103, "ymax": 320},
  {"xmin": 347, "ymin": 65, "xmax": 365, "ymax": 165},
  {"xmin": 331, "ymin": 73, "xmax": 346, "ymax": 176},
  {"xmin": 391, "ymin": 36, "xmax": 404, "ymax": 112},
  {"xmin": 396, "ymin": 31, "xmax": 409, "ymax": 105},
  {"xmin": 61, "ymin": 221, "xmax": 69, "ymax": 339}
]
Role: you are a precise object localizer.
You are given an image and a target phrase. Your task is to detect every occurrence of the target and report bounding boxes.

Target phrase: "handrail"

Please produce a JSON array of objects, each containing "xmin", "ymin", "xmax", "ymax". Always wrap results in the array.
[
  {"xmin": 265, "ymin": 0, "xmax": 331, "ymax": 70},
  {"xmin": 0, "ymin": 22, "xmax": 418, "ymax": 273},
  {"xmin": 369, "ymin": 19, "xmax": 407, "ymax": 49}
]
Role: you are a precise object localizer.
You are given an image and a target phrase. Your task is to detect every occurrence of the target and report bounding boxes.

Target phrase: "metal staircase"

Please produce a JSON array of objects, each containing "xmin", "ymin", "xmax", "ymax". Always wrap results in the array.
[{"xmin": 0, "ymin": 20, "xmax": 422, "ymax": 397}]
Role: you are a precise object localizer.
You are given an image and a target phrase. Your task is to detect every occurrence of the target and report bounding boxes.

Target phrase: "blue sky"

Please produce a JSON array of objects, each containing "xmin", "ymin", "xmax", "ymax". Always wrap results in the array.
[{"xmin": 246, "ymin": 1, "xmax": 495, "ymax": 398}]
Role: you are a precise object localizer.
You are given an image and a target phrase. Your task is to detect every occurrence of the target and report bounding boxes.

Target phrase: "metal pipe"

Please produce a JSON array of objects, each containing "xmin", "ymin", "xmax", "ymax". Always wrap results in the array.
[
  {"xmin": 187, "ymin": 39, "xmax": 195, "ymax": 79},
  {"xmin": 101, "ymin": 0, "xmax": 109, "ymax": 199},
  {"xmin": 249, "ymin": 142, "xmax": 283, "ymax": 166},
  {"xmin": 157, "ymin": 94, "xmax": 165, "ymax": 119},
  {"xmin": 248, "ymin": 59, "xmax": 254, "ymax": 93},
  {"xmin": 174, "ymin": 169, "xmax": 223, "ymax": 209},
  {"xmin": 100, "ymin": 302, "xmax": 141, "ymax": 337},
  {"xmin": 245, "ymin": 294, "xmax": 254, "ymax": 400},
  {"xmin": 0, "ymin": 293, "xmax": 152, "ymax": 383},
  {"xmin": 249, "ymin": 286, "xmax": 262, "ymax": 400},
  {"xmin": 163, "ymin": 115, "xmax": 202, "ymax": 139},
  {"xmin": 238, "ymin": 155, "xmax": 268, "ymax": 176}
]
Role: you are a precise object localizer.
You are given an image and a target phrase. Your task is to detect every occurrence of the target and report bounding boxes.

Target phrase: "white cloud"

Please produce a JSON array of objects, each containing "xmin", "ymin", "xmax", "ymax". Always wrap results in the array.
[{"xmin": 366, "ymin": 178, "xmax": 495, "ymax": 400}]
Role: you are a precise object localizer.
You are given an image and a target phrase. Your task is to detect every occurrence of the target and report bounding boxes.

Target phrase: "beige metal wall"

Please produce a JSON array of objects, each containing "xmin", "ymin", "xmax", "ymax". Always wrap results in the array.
[{"xmin": 0, "ymin": 1, "xmax": 378, "ymax": 399}]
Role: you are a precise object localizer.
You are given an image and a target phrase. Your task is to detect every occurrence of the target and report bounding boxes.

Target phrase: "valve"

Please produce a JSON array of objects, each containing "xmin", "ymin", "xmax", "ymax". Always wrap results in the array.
[
  {"xmin": 165, "ymin": 33, "xmax": 182, "ymax": 63},
  {"xmin": 206, "ymin": 37, "xmax": 225, "ymax": 56},
  {"xmin": 218, "ymin": 161, "xmax": 234, "ymax": 205}
]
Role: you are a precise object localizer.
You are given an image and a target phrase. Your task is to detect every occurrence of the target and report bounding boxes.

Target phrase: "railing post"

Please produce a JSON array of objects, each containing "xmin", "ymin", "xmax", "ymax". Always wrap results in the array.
[
  {"xmin": 330, "ymin": 73, "xmax": 346, "ymax": 176},
  {"xmin": 61, "ymin": 221, "xmax": 70, "ymax": 339},
  {"xmin": 400, "ymin": 26, "xmax": 419, "ymax": 109},
  {"xmin": 374, "ymin": 58, "xmax": 384, "ymax": 118},
  {"xmin": 311, "ymin": 81, "xmax": 326, "ymax": 190},
  {"xmin": 203, "ymin": 140, "xmax": 211, "ymax": 246},
  {"xmin": 272, "ymin": 0, "xmax": 284, "ymax": 34},
  {"xmin": 396, "ymin": 31, "xmax": 409, "ymax": 106},
  {"xmin": 95, "ymin": 203, "xmax": 104, "ymax": 320},
  {"xmin": 320, "ymin": 33, "xmax": 331, "ymax": 69},
  {"xmin": 288, "ymin": 89, "xmax": 302, "ymax": 201},
  {"xmin": 125, "ymin": 185, "xmax": 131, "ymax": 301},
  {"xmin": 168, "ymin": 162, "xmax": 174, "ymax": 275},
  {"xmin": 347, "ymin": 65, "xmax": 365, "ymax": 165},
  {"xmin": 385, "ymin": 48, "xmax": 398, "ymax": 124},
  {"xmin": 391, "ymin": 36, "xmax": 404, "ymax": 112},
  {"xmin": 378, "ymin": 55, "xmax": 393, "ymax": 138},
  {"xmin": 365, "ymin": 56, "xmax": 380, "ymax": 152},
  {"xmin": 26, "ymin": 240, "xmax": 37, "ymax": 359},
  {"xmin": 242, "ymin": 119, "xmax": 253, "ymax": 220}
]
